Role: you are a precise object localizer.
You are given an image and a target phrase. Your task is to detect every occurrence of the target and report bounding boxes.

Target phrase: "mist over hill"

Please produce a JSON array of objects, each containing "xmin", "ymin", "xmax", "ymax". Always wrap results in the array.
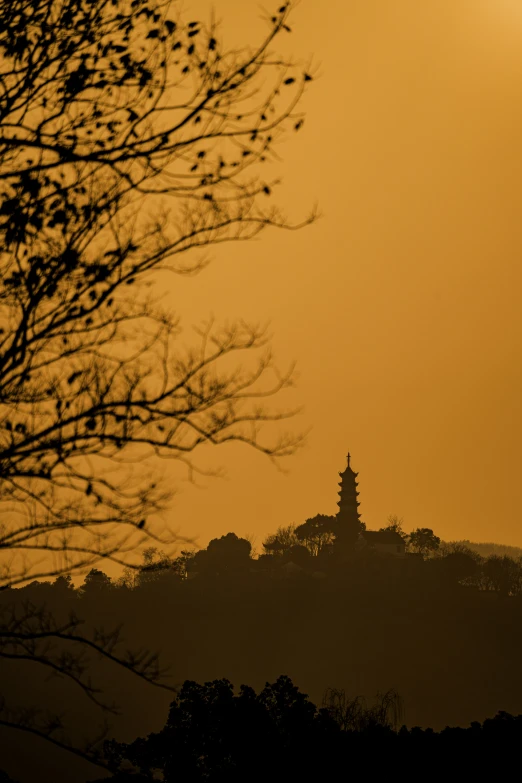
[{"xmin": 449, "ymin": 540, "xmax": 522, "ymax": 560}]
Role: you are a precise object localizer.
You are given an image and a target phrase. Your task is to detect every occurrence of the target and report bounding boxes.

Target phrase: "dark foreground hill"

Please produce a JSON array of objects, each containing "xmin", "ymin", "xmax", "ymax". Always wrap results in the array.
[
  {"xmin": 90, "ymin": 675, "xmax": 522, "ymax": 783},
  {"xmin": 2, "ymin": 554, "xmax": 522, "ymax": 782}
]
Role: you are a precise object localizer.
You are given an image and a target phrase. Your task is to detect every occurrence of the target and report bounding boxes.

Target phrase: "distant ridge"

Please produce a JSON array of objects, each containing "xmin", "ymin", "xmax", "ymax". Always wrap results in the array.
[{"xmin": 447, "ymin": 540, "xmax": 522, "ymax": 560}]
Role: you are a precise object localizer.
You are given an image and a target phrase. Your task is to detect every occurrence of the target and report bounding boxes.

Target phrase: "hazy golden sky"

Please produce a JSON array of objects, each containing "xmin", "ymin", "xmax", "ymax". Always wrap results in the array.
[{"xmin": 166, "ymin": 0, "xmax": 522, "ymax": 550}]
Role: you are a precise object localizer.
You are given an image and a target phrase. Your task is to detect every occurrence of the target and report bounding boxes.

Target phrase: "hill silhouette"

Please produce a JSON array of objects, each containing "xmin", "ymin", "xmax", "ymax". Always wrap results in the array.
[{"xmin": 2, "ymin": 532, "xmax": 522, "ymax": 781}]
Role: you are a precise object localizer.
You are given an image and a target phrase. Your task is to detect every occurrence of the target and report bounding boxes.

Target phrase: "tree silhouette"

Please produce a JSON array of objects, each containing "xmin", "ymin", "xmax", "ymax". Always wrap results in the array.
[
  {"xmin": 433, "ymin": 543, "xmax": 481, "ymax": 587},
  {"xmin": 322, "ymin": 687, "xmax": 404, "ymax": 732},
  {"xmin": 294, "ymin": 514, "xmax": 336, "ymax": 557},
  {"xmin": 262, "ymin": 525, "xmax": 299, "ymax": 558},
  {"xmin": 379, "ymin": 515, "xmax": 406, "ymax": 538},
  {"xmin": 101, "ymin": 675, "xmax": 322, "ymax": 782},
  {"xmin": 407, "ymin": 528, "xmax": 441, "ymax": 558},
  {"xmin": 191, "ymin": 532, "xmax": 252, "ymax": 576},
  {"xmin": 93, "ymin": 678, "xmax": 522, "ymax": 782},
  {"xmin": 0, "ymin": 0, "xmax": 314, "ymax": 768},
  {"xmin": 0, "ymin": 589, "xmax": 172, "ymax": 768},
  {"xmin": 81, "ymin": 568, "xmax": 113, "ymax": 593},
  {"xmin": 482, "ymin": 555, "xmax": 522, "ymax": 596},
  {"xmin": 0, "ymin": 0, "xmax": 315, "ymax": 588}
]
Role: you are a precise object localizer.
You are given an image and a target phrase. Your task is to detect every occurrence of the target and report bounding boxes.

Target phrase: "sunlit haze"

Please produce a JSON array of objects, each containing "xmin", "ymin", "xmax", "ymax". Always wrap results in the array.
[{"xmin": 167, "ymin": 0, "xmax": 522, "ymax": 549}]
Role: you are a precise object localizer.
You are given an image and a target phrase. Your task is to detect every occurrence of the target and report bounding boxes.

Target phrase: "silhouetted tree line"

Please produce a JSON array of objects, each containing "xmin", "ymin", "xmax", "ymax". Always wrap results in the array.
[
  {"xmin": 66, "ymin": 674, "xmax": 518, "ymax": 782},
  {"xmin": 0, "ymin": 674, "xmax": 518, "ymax": 782},
  {"xmin": 60, "ymin": 515, "xmax": 522, "ymax": 597},
  {"xmin": 16, "ymin": 522, "xmax": 522, "ymax": 601}
]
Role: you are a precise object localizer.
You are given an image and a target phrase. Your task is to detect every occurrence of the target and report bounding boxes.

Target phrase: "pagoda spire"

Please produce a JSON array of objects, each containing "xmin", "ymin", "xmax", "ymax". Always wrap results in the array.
[{"xmin": 337, "ymin": 450, "xmax": 361, "ymax": 526}]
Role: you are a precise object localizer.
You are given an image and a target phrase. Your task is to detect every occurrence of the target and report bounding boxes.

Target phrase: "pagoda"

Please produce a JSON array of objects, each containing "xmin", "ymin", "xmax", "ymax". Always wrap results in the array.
[{"xmin": 336, "ymin": 452, "xmax": 361, "ymax": 528}]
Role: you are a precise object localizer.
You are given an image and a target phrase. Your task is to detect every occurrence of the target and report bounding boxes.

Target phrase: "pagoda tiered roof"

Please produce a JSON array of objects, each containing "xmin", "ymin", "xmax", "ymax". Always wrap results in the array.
[{"xmin": 336, "ymin": 451, "xmax": 362, "ymax": 523}]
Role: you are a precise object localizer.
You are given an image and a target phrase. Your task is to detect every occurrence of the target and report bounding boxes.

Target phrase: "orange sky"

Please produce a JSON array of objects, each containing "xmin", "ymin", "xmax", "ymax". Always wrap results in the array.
[{"xmin": 162, "ymin": 0, "xmax": 522, "ymax": 551}]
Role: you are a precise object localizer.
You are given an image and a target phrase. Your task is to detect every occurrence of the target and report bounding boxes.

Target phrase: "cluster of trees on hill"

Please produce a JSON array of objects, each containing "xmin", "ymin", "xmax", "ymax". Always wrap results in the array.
[
  {"xmin": 260, "ymin": 513, "xmax": 443, "ymax": 560},
  {"xmin": 54, "ymin": 514, "xmax": 522, "ymax": 598},
  {"xmin": 21, "ymin": 526, "xmax": 522, "ymax": 602}
]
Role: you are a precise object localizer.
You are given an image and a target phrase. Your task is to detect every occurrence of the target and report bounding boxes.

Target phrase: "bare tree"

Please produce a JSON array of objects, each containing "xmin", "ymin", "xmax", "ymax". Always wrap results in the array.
[
  {"xmin": 379, "ymin": 514, "xmax": 406, "ymax": 538},
  {"xmin": 0, "ymin": 589, "xmax": 172, "ymax": 769},
  {"xmin": 0, "ymin": 0, "xmax": 315, "ymax": 769},
  {"xmin": 262, "ymin": 524, "xmax": 299, "ymax": 557},
  {"xmin": 0, "ymin": 0, "xmax": 315, "ymax": 588},
  {"xmin": 322, "ymin": 687, "xmax": 404, "ymax": 732}
]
